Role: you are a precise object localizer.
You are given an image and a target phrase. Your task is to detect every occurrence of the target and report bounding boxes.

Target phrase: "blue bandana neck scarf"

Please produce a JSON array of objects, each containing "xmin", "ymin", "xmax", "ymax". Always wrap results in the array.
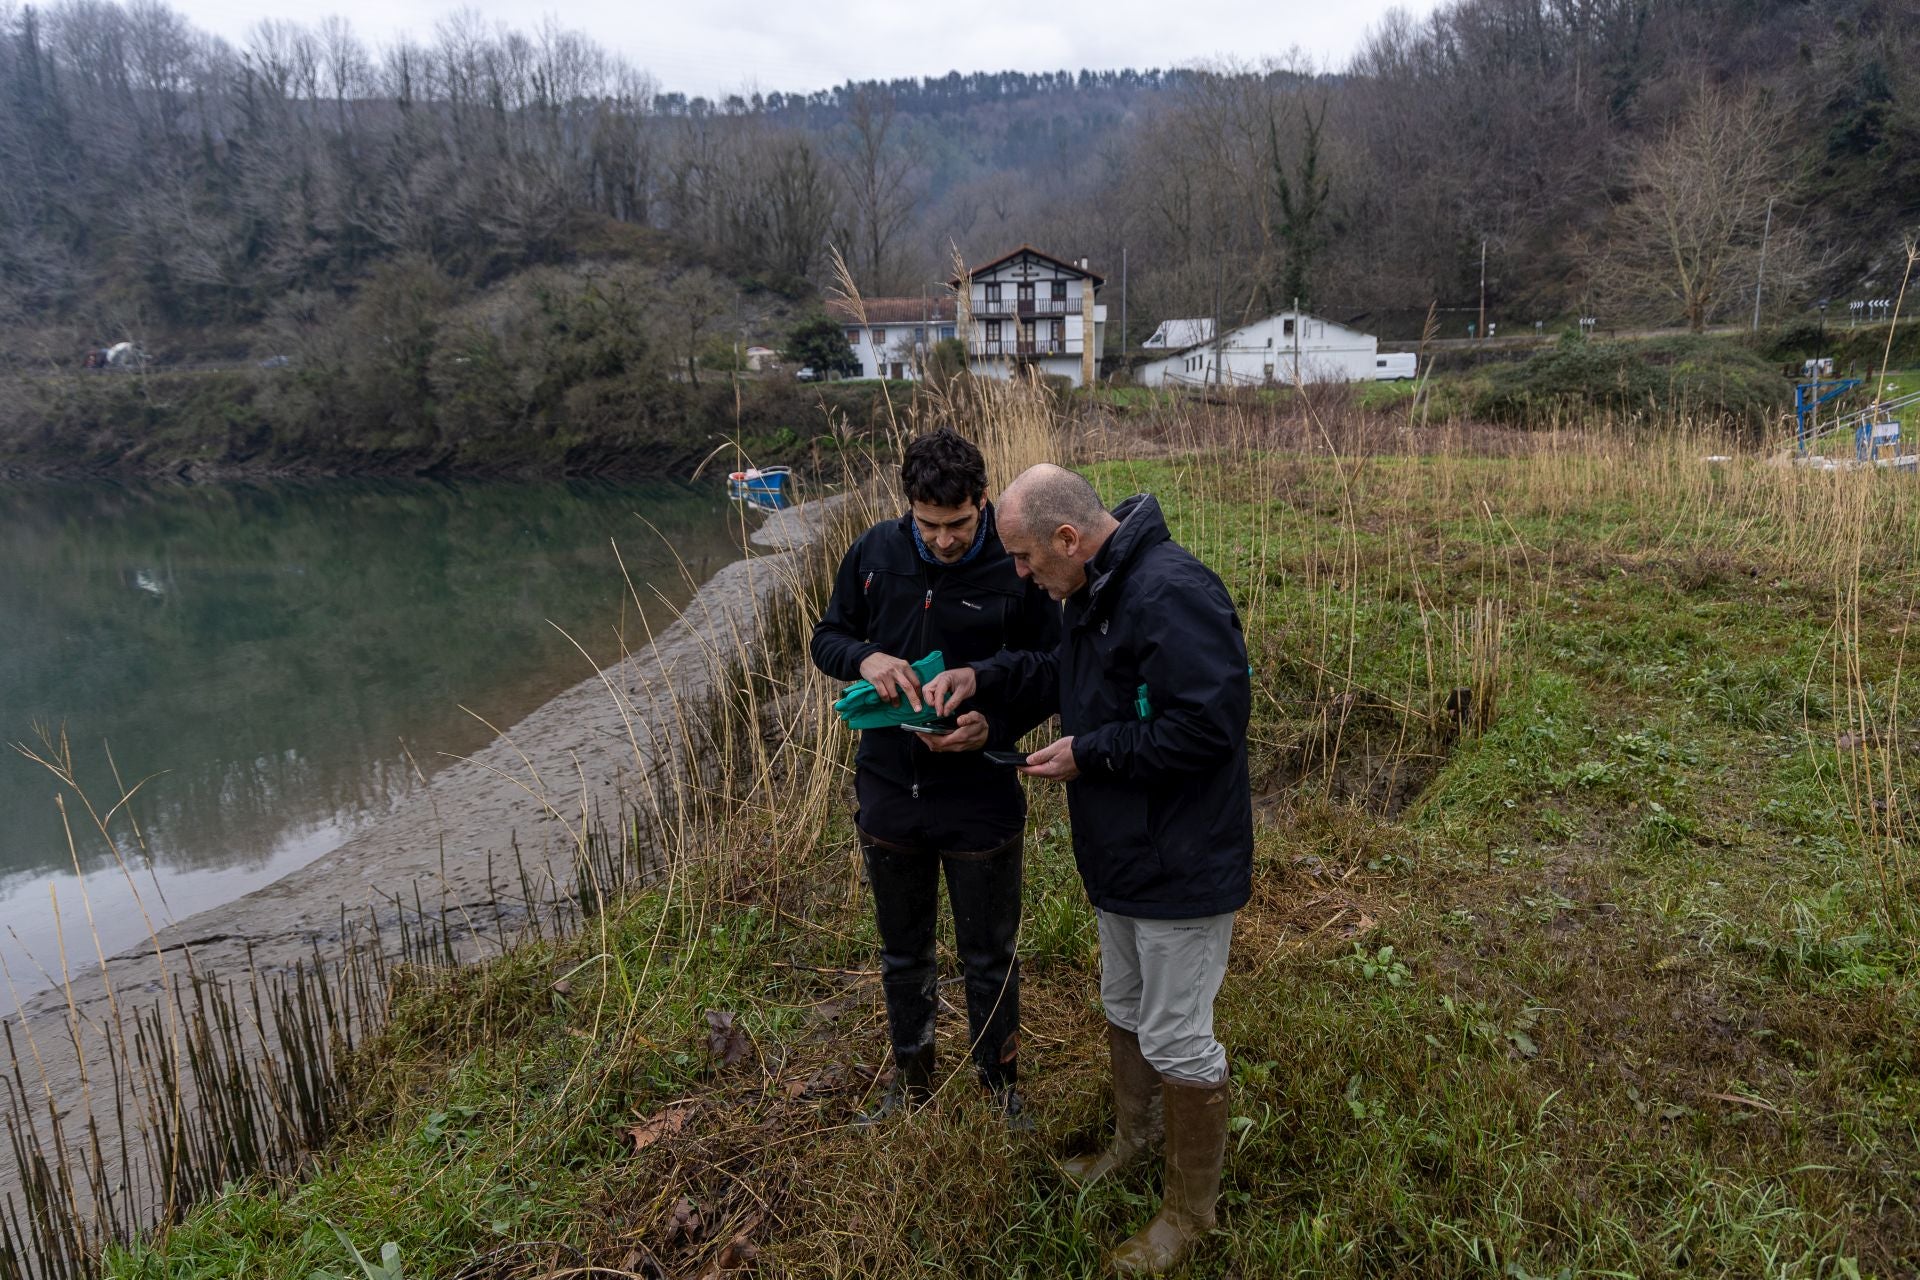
[{"xmin": 911, "ymin": 502, "xmax": 993, "ymax": 566}]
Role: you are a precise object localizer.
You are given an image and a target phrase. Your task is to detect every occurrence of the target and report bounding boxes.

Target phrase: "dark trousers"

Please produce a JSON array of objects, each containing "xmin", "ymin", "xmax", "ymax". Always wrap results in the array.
[{"xmin": 861, "ymin": 830, "xmax": 1023, "ymax": 1090}]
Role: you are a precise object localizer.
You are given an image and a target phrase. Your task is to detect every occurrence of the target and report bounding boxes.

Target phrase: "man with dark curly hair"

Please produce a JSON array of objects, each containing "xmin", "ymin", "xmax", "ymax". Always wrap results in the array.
[{"xmin": 811, "ymin": 428, "xmax": 1059, "ymax": 1124}]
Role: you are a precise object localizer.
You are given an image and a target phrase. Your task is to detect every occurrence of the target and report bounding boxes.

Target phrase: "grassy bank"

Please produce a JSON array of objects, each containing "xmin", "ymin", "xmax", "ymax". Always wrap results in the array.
[{"xmin": 49, "ymin": 392, "xmax": 1920, "ymax": 1278}]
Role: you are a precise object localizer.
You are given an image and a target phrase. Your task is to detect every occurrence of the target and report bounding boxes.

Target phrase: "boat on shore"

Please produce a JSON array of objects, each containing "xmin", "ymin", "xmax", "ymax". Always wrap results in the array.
[{"xmin": 727, "ymin": 466, "xmax": 795, "ymax": 511}]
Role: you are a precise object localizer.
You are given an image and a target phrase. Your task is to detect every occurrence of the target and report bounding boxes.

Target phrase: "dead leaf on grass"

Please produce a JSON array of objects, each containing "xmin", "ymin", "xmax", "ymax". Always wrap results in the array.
[
  {"xmin": 694, "ymin": 1214, "xmax": 765, "ymax": 1279},
  {"xmin": 1707, "ymin": 1091, "xmax": 1781, "ymax": 1114},
  {"xmin": 782, "ymin": 1064, "xmax": 849, "ymax": 1100},
  {"xmin": 706, "ymin": 1009, "xmax": 752, "ymax": 1069},
  {"xmin": 626, "ymin": 1105, "xmax": 694, "ymax": 1153},
  {"xmin": 667, "ymin": 1196, "xmax": 704, "ymax": 1243}
]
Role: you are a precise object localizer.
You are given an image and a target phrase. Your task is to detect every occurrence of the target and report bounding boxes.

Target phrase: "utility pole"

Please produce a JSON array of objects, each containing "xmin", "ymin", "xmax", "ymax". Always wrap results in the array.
[
  {"xmin": 1292, "ymin": 294, "xmax": 1301, "ymax": 385},
  {"xmin": 1121, "ymin": 245, "xmax": 1128, "ymax": 366},
  {"xmin": 1478, "ymin": 239, "xmax": 1487, "ymax": 343},
  {"xmin": 1751, "ymin": 195, "xmax": 1774, "ymax": 332}
]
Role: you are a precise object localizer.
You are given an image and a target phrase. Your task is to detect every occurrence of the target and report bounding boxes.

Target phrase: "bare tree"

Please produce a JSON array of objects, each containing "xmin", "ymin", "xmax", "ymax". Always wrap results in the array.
[
  {"xmin": 833, "ymin": 87, "xmax": 917, "ymax": 293},
  {"xmin": 658, "ymin": 266, "xmax": 735, "ymax": 387},
  {"xmin": 1591, "ymin": 84, "xmax": 1806, "ymax": 331}
]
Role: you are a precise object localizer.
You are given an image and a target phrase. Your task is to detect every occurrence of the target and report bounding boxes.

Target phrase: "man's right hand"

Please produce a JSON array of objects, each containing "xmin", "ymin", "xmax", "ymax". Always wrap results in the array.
[
  {"xmin": 858, "ymin": 651, "xmax": 924, "ymax": 711},
  {"xmin": 923, "ymin": 665, "xmax": 978, "ymax": 717}
]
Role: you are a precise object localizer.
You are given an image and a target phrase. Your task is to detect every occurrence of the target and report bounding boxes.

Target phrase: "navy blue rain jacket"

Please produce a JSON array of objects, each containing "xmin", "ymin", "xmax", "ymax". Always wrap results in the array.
[
  {"xmin": 972, "ymin": 494, "xmax": 1253, "ymax": 917},
  {"xmin": 810, "ymin": 504, "xmax": 1061, "ymax": 850}
]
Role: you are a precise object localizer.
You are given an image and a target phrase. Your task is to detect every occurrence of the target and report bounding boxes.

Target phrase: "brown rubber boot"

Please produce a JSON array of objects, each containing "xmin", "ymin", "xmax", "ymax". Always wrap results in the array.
[
  {"xmin": 1108, "ymin": 1074, "xmax": 1229, "ymax": 1275},
  {"xmin": 1061, "ymin": 1024, "xmax": 1164, "ymax": 1185}
]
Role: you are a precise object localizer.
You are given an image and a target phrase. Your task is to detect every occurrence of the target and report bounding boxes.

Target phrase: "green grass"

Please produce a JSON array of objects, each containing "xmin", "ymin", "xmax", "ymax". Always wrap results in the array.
[
  {"xmin": 106, "ymin": 445, "xmax": 1920, "ymax": 1280},
  {"xmin": 1355, "ymin": 378, "xmax": 1420, "ymax": 410}
]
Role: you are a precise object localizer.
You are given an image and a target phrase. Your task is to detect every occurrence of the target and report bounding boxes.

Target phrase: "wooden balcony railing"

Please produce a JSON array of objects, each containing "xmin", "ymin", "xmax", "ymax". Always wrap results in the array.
[
  {"xmin": 971, "ymin": 297, "xmax": 1074, "ymax": 318},
  {"xmin": 970, "ymin": 338, "xmax": 1081, "ymax": 358}
]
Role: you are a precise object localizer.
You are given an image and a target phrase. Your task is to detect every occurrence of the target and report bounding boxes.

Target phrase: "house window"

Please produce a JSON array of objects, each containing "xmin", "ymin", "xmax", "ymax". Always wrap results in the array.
[
  {"xmin": 985, "ymin": 283, "xmax": 1002, "ymax": 305},
  {"xmin": 871, "ymin": 328, "xmax": 886, "ymax": 346},
  {"xmin": 1266, "ymin": 336, "xmax": 1273, "ymax": 348},
  {"xmin": 846, "ymin": 328, "xmax": 860, "ymax": 345},
  {"xmin": 1377, "ymin": 358, "xmax": 1388, "ymax": 368},
  {"xmin": 914, "ymin": 326, "xmax": 926, "ymax": 345},
  {"xmin": 939, "ymin": 325, "xmax": 956, "ymax": 341},
  {"xmin": 986, "ymin": 320, "xmax": 1002, "ymax": 342},
  {"xmin": 1282, "ymin": 319, "xmax": 1295, "ymax": 338},
  {"xmin": 1051, "ymin": 280, "xmax": 1067, "ymax": 302}
]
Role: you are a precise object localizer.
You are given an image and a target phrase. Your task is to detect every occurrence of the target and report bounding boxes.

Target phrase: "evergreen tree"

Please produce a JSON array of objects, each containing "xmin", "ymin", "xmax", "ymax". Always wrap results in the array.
[{"xmin": 782, "ymin": 313, "xmax": 859, "ymax": 377}]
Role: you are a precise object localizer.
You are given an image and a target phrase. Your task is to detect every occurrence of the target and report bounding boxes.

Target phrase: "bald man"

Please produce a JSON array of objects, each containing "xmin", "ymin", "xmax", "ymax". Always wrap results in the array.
[{"xmin": 925, "ymin": 464, "xmax": 1252, "ymax": 1275}]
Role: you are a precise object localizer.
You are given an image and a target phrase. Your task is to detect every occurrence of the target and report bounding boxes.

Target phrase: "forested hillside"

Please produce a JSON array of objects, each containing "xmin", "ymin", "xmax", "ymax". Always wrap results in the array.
[{"xmin": 1, "ymin": 0, "xmax": 1915, "ymax": 366}]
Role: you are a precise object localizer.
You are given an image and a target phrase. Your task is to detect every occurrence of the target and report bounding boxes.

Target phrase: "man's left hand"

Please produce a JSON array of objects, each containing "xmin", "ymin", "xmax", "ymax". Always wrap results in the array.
[
  {"xmin": 1020, "ymin": 735, "xmax": 1079, "ymax": 781},
  {"xmin": 925, "ymin": 710, "xmax": 990, "ymax": 753}
]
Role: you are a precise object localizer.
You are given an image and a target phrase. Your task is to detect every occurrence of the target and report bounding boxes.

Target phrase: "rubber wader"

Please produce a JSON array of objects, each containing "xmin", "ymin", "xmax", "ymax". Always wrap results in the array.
[
  {"xmin": 1108, "ymin": 1074, "xmax": 1230, "ymax": 1275},
  {"xmin": 1061, "ymin": 1024, "xmax": 1164, "ymax": 1184}
]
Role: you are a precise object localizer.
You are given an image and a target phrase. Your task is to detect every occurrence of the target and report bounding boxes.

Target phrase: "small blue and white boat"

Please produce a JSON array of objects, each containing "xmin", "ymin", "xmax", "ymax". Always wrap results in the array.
[{"xmin": 727, "ymin": 466, "xmax": 795, "ymax": 511}]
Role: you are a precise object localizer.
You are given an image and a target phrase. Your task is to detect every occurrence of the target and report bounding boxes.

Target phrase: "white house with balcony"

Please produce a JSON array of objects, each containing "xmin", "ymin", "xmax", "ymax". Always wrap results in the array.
[
  {"xmin": 953, "ymin": 246, "xmax": 1107, "ymax": 388},
  {"xmin": 1138, "ymin": 311, "xmax": 1413, "ymax": 387},
  {"xmin": 824, "ymin": 297, "xmax": 958, "ymax": 380},
  {"xmin": 817, "ymin": 246, "xmax": 1106, "ymax": 384}
]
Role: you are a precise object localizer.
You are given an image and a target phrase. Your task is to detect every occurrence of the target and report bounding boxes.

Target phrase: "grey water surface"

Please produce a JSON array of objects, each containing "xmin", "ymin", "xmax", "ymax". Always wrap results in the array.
[{"xmin": 0, "ymin": 478, "xmax": 747, "ymax": 998}]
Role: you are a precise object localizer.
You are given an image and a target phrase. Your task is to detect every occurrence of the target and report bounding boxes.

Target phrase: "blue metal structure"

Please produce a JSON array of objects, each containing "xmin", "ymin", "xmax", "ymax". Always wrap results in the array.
[
  {"xmin": 1794, "ymin": 378, "xmax": 1862, "ymax": 451},
  {"xmin": 1795, "ymin": 387, "xmax": 1920, "ymax": 467},
  {"xmin": 1856, "ymin": 419, "xmax": 1915, "ymax": 469}
]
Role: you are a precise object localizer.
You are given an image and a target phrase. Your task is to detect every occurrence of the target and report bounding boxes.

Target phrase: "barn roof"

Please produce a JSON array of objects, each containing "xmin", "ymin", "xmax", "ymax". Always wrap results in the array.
[
  {"xmin": 825, "ymin": 297, "xmax": 958, "ymax": 325},
  {"xmin": 948, "ymin": 245, "xmax": 1106, "ymax": 288}
]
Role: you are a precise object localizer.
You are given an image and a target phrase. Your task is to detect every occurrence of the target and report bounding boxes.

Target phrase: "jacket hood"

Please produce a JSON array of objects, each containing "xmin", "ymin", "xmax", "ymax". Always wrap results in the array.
[{"xmin": 1085, "ymin": 493, "xmax": 1170, "ymax": 614}]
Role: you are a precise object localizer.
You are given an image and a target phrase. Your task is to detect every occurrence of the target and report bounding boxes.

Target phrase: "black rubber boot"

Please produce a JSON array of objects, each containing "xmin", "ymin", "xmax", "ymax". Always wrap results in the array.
[
  {"xmin": 983, "ymin": 1057, "xmax": 1034, "ymax": 1132},
  {"xmin": 945, "ymin": 835, "xmax": 1024, "ymax": 1099},
  {"xmin": 855, "ymin": 1043, "xmax": 936, "ymax": 1127}
]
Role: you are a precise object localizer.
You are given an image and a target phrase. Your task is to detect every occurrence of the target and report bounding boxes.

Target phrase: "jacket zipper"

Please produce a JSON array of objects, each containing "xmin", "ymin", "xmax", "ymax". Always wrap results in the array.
[{"xmin": 913, "ymin": 570, "xmax": 937, "ymax": 801}]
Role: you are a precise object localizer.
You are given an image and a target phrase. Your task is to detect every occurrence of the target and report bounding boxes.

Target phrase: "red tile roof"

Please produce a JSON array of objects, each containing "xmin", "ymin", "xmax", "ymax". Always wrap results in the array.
[{"xmin": 825, "ymin": 296, "xmax": 958, "ymax": 324}]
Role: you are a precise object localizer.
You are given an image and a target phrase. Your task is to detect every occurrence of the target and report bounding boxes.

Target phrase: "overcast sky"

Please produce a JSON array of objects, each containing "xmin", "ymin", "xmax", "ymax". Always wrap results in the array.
[{"xmin": 165, "ymin": 0, "xmax": 1438, "ymax": 99}]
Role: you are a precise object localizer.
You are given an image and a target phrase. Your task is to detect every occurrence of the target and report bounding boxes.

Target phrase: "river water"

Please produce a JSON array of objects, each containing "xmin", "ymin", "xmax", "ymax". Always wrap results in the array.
[{"xmin": 0, "ymin": 478, "xmax": 747, "ymax": 1000}]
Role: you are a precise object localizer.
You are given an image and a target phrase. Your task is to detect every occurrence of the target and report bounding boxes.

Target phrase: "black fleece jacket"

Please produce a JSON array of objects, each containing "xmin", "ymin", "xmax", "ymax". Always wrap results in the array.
[
  {"xmin": 810, "ymin": 505, "xmax": 1061, "ymax": 850},
  {"xmin": 971, "ymin": 494, "xmax": 1253, "ymax": 917}
]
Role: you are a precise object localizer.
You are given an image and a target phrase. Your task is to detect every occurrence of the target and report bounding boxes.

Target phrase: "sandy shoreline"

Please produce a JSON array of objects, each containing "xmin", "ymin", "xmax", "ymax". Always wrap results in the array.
[{"xmin": 0, "ymin": 495, "xmax": 843, "ymax": 1245}]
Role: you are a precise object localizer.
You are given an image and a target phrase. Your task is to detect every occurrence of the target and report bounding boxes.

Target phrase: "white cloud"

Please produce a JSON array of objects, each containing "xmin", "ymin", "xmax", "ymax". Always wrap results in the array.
[{"xmin": 167, "ymin": 0, "xmax": 1439, "ymax": 98}]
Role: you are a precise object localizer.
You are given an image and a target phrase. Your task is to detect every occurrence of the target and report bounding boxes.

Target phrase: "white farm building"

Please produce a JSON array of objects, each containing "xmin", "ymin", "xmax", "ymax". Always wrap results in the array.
[
  {"xmin": 1138, "ymin": 311, "xmax": 1413, "ymax": 387},
  {"xmin": 824, "ymin": 297, "xmax": 959, "ymax": 381},
  {"xmin": 817, "ymin": 245, "xmax": 1106, "ymax": 385}
]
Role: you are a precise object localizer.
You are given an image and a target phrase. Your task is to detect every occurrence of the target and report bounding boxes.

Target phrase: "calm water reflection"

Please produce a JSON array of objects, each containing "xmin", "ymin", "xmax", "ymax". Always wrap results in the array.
[{"xmin": 0, "ymin": 479, "xmax": 747, "ymax": 993}]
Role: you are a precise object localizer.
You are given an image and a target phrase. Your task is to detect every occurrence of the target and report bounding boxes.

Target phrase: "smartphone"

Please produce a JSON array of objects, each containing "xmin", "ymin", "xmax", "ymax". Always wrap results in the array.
[
  {"xmin": 899, "ymin": 718, "xmax": 960, "ymax": 735},
  {"xmin": 982, "ymin": 750, "xmax": 1030, "ymax": 766}
]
